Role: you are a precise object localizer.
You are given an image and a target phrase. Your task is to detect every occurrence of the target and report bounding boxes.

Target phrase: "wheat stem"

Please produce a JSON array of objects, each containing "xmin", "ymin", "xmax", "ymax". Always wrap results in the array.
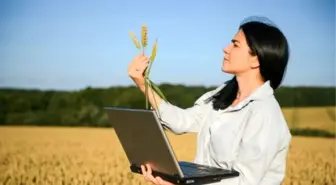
[
  {"xmin": 148, "ymin": 79, "xmax": 167, "ymax": 102},
  {"xmin": 143, "ymin": 50, "xmax": 149, "ymax": 109},
  {"xmin": 148, "ymin": 79, "xmax": 162, "ymax": 119}
]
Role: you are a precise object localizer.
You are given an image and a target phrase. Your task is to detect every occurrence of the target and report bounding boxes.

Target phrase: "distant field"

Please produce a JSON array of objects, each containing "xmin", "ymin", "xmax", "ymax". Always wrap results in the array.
[
  {"xmin": 282, "ymin": 106, "xmax": 335, "ymax": 134},
  {"xmin": 0, "ymin": 126, "xmax": 334, "ymax": 185}
]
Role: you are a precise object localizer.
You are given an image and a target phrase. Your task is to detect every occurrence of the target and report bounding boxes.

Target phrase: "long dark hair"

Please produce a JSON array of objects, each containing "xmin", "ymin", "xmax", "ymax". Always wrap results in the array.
[{"xmin": 205, "ymin": 19, "xmax": 290, "ymax": 111}]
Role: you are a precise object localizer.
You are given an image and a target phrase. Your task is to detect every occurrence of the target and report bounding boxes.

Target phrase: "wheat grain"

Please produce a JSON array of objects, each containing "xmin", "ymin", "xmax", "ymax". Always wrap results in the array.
[
  {"xmin": 141, "ymin": 24, "xmax": 148, "ymax": 48},
  {"xmin": 129, "ymin": 32, "xmax": 140, "ymax": 49},
  {"xmin": 146, "ymin": 39, "xmax": 158, "ymax": 77},
  {"xmin": 149, "ymin": 39, "xmax": 157, "ymax": 62}
]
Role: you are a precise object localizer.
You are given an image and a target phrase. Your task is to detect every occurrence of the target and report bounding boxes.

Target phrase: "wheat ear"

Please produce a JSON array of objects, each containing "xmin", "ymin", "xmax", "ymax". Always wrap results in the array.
[
  {"xmin": 146, "ymin": 39, "xmax": 157, "ymax": 77},
  {"xmin": 141, "ymin": 24, "xmax": 148, "ymax": 49},
  {"xmin": 141, "ymin": 24, "xmax": 149, "ymax": 109},
  {"xmin": 128, "ymin": 32, "xmax": 140, "ymax": 49}
]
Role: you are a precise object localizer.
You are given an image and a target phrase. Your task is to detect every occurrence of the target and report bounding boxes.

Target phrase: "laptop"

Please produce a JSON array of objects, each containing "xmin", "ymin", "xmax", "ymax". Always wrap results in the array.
[{"xmin": 104, "ymin": 106, "xmax": 239, "ymax": 184}]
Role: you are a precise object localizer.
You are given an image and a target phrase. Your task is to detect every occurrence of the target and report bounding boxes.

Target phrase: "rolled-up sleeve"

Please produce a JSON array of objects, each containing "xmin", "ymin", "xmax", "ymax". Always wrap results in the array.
[
  {"xmin": 155, "ymin": 91, "xmax": 213, "ymax": 134},
  {"xmin": 218, "ymin": 109, "xmax": 289, "ymax": 185}
]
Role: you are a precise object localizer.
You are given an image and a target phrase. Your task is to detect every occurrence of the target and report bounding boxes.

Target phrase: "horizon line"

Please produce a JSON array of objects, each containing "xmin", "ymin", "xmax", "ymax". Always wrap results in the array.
[{"xmin": 0, "ymin": 83, "xmax": 335, "ymax": 92}]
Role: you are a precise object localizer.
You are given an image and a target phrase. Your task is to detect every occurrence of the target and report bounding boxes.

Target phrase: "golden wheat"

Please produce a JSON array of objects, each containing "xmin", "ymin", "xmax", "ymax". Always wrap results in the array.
[
  {"xmin": 141, "ymin": 24, "xmax": 148, "ymax": 48},
  {"xmin": 282, "ymin": 106, "xmax": 335, "ymax": 133},
  {"xmin": 0, "ymin": 125, "xmax": 334, "ymax": 185},
  {"xmin": 128, "ymin": 32, "xmax": 140, "ymax": 49},
  {"xmin": 149, "ymin": 39, "xmax": 157, "ymax": 63}
]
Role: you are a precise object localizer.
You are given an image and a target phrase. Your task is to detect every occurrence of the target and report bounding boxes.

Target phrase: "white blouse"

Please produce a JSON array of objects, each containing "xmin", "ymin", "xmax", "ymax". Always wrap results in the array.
[{"xmin": 156, "ymin": 80, "xmax": 292, "ymax": 185}]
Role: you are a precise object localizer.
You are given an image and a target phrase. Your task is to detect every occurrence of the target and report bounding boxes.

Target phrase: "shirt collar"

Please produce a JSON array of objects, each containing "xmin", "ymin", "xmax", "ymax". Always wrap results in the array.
[
  {"xmin": 248, "ymin": 80, "xmax": 274, "ymax": 101},
  {"xmin": 220, "ymin": 80, "xmax": 274, "ymax": 112}
]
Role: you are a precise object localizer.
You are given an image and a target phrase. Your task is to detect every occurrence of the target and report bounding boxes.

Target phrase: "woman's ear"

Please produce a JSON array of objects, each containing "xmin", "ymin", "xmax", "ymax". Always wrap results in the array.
[{"xmin": 250, "ymin": 55, "xmax": 260, "ymax": 69}]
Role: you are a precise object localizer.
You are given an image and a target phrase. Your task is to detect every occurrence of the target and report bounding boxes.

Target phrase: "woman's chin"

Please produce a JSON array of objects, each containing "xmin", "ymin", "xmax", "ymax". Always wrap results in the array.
[{"xmin": 221, "ymin": 67, "xmax": 234, "ymax": 74}]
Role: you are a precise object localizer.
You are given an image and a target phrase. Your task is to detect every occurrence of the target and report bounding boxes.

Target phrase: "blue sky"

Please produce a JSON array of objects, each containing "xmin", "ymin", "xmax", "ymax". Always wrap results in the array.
[{"xmin": 0, "ymin": 0, "xmax": 335, "ymax": 90}]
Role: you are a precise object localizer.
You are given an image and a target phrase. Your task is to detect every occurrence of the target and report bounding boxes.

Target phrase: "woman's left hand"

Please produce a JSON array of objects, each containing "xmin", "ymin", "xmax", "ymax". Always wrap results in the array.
[{"xmin": 141, "ymin": 164, "xmax": 176, "ymax": 185}]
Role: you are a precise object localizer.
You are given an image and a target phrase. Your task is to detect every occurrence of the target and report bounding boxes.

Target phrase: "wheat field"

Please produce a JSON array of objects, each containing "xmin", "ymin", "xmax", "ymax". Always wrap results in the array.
[
  {"xmin": 282, "ymin": 106, "xmax": 335, "ymax": 134},
  {"xmin": 0, "ymin": 126, "xmax": 335, "ymax": 185}
]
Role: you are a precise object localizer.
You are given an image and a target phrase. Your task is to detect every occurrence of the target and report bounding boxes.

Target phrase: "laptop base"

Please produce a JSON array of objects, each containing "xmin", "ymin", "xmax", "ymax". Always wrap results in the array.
[{"xmin": 130, "ymin": 161, "xmax": 239, "ymax": 185}]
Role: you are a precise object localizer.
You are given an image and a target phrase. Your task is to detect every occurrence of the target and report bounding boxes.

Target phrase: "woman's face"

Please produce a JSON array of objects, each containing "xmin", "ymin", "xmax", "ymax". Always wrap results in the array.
[{"xmin": 221, "ymin": 29, "xmax": 259, "ymax": 75}]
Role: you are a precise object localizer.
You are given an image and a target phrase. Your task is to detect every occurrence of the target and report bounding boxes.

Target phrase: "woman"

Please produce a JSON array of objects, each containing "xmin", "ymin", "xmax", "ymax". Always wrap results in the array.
[{"xmin": 127, "ymin": 16, "xmax": 292, "ymax": 185}]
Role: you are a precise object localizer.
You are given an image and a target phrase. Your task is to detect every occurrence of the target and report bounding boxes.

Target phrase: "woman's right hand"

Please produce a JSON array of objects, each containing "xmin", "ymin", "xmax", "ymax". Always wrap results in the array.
[
  {"xmin": 127, "ymin": 53, "xmax": 163, "ymax": 109},
  {"xmin": 128, "ymin": 53, "xmax": 150, "ymax": 89}
]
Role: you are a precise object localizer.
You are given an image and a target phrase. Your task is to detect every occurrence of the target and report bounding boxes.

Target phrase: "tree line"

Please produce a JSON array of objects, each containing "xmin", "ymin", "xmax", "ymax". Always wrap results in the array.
[{"xmin": 0, "ymin": 83, "xmax": 335, "ymax": 136}]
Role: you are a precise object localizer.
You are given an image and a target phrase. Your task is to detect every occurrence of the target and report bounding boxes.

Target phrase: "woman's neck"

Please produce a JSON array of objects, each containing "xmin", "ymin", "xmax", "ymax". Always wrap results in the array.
[{"xmin": 235, "ymin": 74, "xmax": 265, "ymax": 101}]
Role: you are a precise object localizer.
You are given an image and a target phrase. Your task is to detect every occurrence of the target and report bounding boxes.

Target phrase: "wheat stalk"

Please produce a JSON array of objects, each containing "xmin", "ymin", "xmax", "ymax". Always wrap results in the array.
[
  {"xmin": 146, "ymin": 39, "xmax": 157, "ymax": 77},
  {"xmin": 141, "ymin": 24, "xmax": 148, "ymax": 49},
  {"xmin": 145, "ymin": 39, "xmax": 167, "ymax": 106},
  {"xmin": 129, "ymin": 24, "xmax": 167, "ymax": 110},
  {"xmin": 141, "ymin": 24, "xmax": 149, "ymax": 109},
  {"xmin": 128, "ymin": 32, "xmax": 140, "ymax": 49},
  {"xmin": 147, "ymin": 78, "xmax": 167, "ymax": 101}
]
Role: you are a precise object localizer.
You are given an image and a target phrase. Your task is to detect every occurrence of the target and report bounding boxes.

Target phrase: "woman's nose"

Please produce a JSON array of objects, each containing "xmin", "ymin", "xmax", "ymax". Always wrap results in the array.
[{"xmin": 223, "ymin": 45, "xmax": 230, "ymax": 54}]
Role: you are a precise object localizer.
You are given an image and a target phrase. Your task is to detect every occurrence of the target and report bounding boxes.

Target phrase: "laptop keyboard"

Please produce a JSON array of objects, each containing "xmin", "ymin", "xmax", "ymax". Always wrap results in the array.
[
  {"xmin": 181, "ymin": 166, "xmax": 213, "ymax": 176},
  {"xmin": 179, "ymin": 162, "xmax": 225, "ymax": 177}
]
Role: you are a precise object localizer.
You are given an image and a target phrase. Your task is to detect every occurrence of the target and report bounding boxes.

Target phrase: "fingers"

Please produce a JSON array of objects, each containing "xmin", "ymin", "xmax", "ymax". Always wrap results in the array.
[
  {"xmin": 146, "ymin": 164, "xmax": 159, "ymax": 184},
  {"xmin": 139, "ymin": 55, "xmax": 150, "ymax": 64},
  {"xmin": 129, "ymin": 55, "xmax": 149, "ymax": 75},
  {"xmin": 135, "ymin": 53, "xmax": 148, "ymax": 60},
  {"xmin": 141, "ymin": 164, "xmax": 158, "ymax": 184},
  {"xmin": 140, "ymin": 57, "xmax": 150, "ymax": 66},
  {"xmin": 146, "ymin": 164, "xmax": 152, "ymax": 174},
  {"xmin": 130, "ymin": 54, "xmax": 149, "ymax": 67},
  {"xmin": 141, "ymin": 164, "xmax": 175, "ymax": 185},
  {"xmin": 133, "ymin": 55, "xmax": 149, "ymax": 69},
  {"xmin": 137, "ymin": 61, "xmax": 149, "ymax": 74},
  {"xmin": 141, "ymin": 165, "xmax": 148, "ymax": 180},
  {"xmin": 128, "ymin": 53, "xmax": 151, "ymax": 87},
  {"xmin": 155, "ymin": 176, "xmax": 174, "ymax": 185}
]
